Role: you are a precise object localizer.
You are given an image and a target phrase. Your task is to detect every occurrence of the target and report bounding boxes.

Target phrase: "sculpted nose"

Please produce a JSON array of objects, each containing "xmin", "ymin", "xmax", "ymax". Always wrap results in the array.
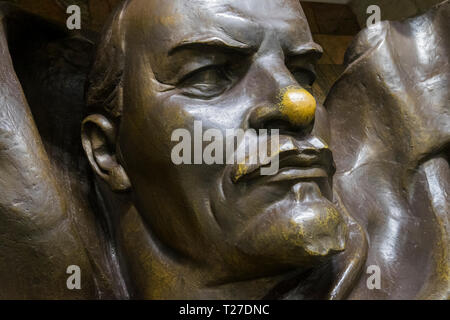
[
  {"xmin": 249, "ymin": 85, "xmax": 317, "ymax": 134},
  {"xmin": 248, "ymin": 55, "xmax": 317, "ymax": 134},
  {"xmin": 279, "ymin": 87, "xmax": 317, "ymax": 128}
]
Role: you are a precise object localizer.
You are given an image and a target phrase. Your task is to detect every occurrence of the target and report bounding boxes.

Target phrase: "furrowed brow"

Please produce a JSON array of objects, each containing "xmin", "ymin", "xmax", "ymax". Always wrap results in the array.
[
  {"xmin": 168, "ymin": 36, "xmax": 256, "ymax": 56},
  {"xmin": 286, "ymin": 42, "xmax": 323, "ymax": 61}
]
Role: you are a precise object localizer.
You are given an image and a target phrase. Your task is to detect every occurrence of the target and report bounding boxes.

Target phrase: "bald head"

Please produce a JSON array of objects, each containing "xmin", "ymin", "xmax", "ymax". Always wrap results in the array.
[{"xmin": 124, "ymin": 0, "xmax": 314, "ymax": 76}]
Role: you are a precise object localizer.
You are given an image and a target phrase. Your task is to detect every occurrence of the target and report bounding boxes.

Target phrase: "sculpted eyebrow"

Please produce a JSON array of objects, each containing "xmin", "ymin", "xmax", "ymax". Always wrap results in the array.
[
  {"xmin": 168, "ymin": 37, "xmax": 256, "ymax": 56},
  {"xmin": 286, "ymin": 42, "xmax": 323, "ymax": 61}
]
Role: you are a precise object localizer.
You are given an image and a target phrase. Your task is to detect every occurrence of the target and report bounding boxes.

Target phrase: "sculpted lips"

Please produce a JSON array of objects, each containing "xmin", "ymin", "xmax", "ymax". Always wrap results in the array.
[{"xmin": 231, "ymin": 135, "xmax": 335, "ymax": 184}]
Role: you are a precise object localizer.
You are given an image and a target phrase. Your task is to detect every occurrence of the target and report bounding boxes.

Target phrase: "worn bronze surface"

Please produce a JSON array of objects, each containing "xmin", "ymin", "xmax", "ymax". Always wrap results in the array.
[
  {"xmin": 326, "ymin": 1, "xmax": 450, "ymax": 299},
  {"xmin": 0, "ymin": 0, "xmax": 448, "ymax": 299}
]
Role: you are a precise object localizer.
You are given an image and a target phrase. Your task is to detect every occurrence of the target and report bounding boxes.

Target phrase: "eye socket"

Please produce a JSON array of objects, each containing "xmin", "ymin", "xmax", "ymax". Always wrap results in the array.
[
  {"xmin": 178, "ymin": 65, "xmax": 232, "ymax": 99},
  {"xmin": 291, "ymin": 68, "xmax": 316, "ymax": 90}
]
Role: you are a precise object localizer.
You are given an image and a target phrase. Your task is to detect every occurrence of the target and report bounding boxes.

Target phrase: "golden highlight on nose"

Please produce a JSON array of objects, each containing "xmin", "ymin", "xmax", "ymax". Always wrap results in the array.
[{"xmin": 279, "ymin": 87, "xmax": 317, "ymax": 127}]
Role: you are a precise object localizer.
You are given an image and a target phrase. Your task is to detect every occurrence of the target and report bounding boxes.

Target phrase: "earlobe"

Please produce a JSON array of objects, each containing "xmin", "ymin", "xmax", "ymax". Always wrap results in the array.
[
  {"xmin": 81, "ymin": 114, "xmax": 131, "ymax": 192},
  {"xmin": 109, "ymin": 165, "xmax": 131, "ymax": 191}
]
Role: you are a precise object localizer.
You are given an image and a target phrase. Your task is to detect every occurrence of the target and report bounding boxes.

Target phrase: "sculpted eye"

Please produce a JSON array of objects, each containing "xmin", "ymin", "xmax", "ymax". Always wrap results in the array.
[
  {"xmin": 179, "ymin": 65, "xmax": 232, "ymax": 99},
  {"xmin": 291, "ymin": 68, "xmax": 316, "ymax": 91}
]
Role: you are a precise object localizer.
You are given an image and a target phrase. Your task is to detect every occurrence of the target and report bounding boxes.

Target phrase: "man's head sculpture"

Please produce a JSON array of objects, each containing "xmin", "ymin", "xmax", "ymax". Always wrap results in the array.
[{"xmin": 81, "ymin": 0, "xmax": 354, "ymax": 299}]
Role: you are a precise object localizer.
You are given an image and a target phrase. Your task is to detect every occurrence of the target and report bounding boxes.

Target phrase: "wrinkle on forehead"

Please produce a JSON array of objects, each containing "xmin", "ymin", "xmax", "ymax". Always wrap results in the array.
[
  {"xmin": 205, "ymin": 0, "xmax": 306, "ymax": 23},
  {"xmin": 125, "ymin": 0, "xmax": 307, "ymax": 29},
  {"xmin": 124, "ymin": 0, "xmax": 313, "ymax": 68}
]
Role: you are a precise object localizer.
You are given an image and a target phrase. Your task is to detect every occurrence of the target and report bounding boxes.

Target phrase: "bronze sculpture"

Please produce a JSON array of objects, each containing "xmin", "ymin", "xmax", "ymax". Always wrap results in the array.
[
  {"xmin": 0, "ymin": 0, "xmax": 448, "ymax": 299},
  {"xmin": 327, "ymin": 1, "xmax": 449, "ymax": 298}
]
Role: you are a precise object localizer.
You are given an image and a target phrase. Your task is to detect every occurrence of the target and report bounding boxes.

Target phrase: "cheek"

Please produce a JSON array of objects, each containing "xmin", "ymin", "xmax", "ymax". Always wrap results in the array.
[
  {"xmin": 312, "ymin": 104, "xmax": 331, "ymax": 144},
  {"xmin": 118, "ymin": 112, "xmax": 159, "ymax": 181},
  {"xmin": 118, "ymin": 99, "xmax": 189, "ymax": 191}
]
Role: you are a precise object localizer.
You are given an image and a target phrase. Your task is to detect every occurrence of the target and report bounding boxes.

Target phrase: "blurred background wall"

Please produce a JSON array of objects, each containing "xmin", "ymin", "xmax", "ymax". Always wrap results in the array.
[
  {"xmin": 348, "ymin": 0, "xmax": 444, "ymax": 26},
  {"xmin": 2, "ymin": 0, "xmax": 444, "ymax": 103}
]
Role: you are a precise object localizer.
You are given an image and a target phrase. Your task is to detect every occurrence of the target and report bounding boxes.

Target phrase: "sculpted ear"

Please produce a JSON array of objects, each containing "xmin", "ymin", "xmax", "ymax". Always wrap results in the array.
[{"xmin": 81, "ymin": 114, "xmax": 131, "ymax": 192}]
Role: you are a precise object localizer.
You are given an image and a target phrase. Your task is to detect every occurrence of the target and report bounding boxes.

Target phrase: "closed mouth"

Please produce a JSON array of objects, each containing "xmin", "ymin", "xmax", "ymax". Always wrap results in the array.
[{"xmin": 231, "ymin": 139, "xmax": 335, "ymax": 184}]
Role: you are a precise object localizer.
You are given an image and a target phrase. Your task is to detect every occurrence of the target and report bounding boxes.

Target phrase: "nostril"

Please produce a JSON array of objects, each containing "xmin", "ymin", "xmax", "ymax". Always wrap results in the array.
[
  {"xmin": 302, "ymin": 148, "xmax": 318, "ymax": 156},
  {"xmin": 255, "ymin": 115, "xmax": 314, "ymax": 137},
  {"xmin": 262, "ymin": 119, "xmax": 292, "ymax": 131},
  {"xmin": 261, "ymin": 118, "xmax": 312, "ymax": 137}
]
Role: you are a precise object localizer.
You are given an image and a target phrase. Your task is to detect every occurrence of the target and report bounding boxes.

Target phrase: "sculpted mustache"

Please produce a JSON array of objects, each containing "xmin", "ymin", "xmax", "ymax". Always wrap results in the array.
[{"xmin": 231, "ymin": 140, "xmax": 335, "ymax": 183}]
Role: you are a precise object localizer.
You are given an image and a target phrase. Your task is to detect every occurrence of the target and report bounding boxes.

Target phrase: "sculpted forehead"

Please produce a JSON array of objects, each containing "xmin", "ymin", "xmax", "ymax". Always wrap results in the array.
[{"xmin": 124, "ymin": 0, "xmax": 312, "ymax": 58}]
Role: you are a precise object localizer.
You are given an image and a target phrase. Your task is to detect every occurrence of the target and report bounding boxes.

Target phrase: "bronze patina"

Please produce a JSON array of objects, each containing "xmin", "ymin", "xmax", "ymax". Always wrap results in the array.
[{"xmin": 0, "ymin": 0, "xmax": 448, "ymax": 299}]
